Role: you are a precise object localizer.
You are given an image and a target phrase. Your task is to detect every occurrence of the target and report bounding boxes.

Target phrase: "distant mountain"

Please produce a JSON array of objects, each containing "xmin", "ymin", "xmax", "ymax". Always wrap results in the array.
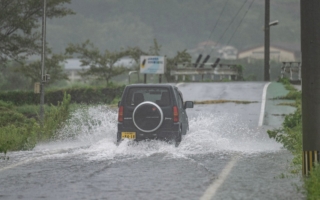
[{"xmin": 47, "ymin": 0, "xmax": 300, "ymax": 57}]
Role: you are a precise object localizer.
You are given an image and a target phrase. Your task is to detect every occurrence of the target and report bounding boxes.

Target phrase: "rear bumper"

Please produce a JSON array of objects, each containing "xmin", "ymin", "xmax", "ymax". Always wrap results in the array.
[{"xmin": 117, "ymin": 123, "xmax": 180, "ymax": 142}]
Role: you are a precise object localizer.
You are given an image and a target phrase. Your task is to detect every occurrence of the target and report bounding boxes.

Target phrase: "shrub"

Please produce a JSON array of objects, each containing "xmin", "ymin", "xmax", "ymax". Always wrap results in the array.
[
  {"xmin": 0, "ymin": 85, "xmax": 125, "ymax": 105},
  {"xmin": 268, "ymin": 78, "xmax": 320, "ymax": 198},
  {"xmin": 0, "ymin": 92, "xmax": 72, "ymax": 154},
  {"xmin": 305, "ymin": 164, "xmax": 320, "ymax": 200},
  {"xmin": 40, "ymin": 92, "xmax": 71, "ymax": 141}
]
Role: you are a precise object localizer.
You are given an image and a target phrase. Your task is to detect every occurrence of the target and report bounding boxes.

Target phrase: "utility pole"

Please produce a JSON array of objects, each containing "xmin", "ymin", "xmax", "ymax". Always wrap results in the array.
[
  {"xmin": 264, "ymin": 0, "xmax": 270, "ymax": 81},
  {"xmin": 301, "ymin": 0, "xmax": 320, "ymax": 176},
  {"xmin": 40, "ymin": 0, "xmax": 47, "ymax": 127}
]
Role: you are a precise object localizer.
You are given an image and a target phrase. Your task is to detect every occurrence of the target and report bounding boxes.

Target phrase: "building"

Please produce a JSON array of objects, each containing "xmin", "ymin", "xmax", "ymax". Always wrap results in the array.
[
  {"xmin": 218, "ymin": 46, "xmax": 238, "ymax": 60},
  {"xmin": 63, "ymin": 57, "xmax": 136, "ymax": 82},
  {"xmin": 63, "ymin": 59, "xmax": 89, "ymax": 82},
  {"xmin": 238, "ymin": 45, "xmax": 300, "ymax": 62}
]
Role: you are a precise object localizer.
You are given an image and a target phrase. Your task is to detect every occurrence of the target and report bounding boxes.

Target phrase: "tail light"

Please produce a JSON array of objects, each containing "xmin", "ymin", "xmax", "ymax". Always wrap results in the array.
[
  {"xmin": 173, "ymin": 106, "xmax": 179, "ymax": 122},
  {"xmin": 118, "ymin": 106, "xmax": 124, "ymax": 122}
]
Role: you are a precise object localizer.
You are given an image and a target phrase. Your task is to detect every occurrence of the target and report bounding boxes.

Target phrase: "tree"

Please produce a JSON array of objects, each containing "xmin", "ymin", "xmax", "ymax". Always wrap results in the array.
[
  {"xmin": 124, "ymin": 47, "xmax": 148, "ymax": 71},
  {"xmin": 0, "ymin": 61, "xmax": 30, "ymax": 90},
  {"xmin": 0, "ymin": 0, "xmax": 74, "ymax": 66},
  {"xmin": 148, "ymin": 38, "xmax": 161, "ymax": 56},
  {"xmin": 15, "ymin": 50, "xmax": 69, "ymax": 87},
  {"xmin": 65, "ymin": 40, "xmax": 128, "ymax": 85},
  {"xmin": 165, "ymin": 50, "xmax": 192, "ymax": 82},
  {"xmin": 124, "ymin": 39, "xmax": 192, "ymax": 83}
]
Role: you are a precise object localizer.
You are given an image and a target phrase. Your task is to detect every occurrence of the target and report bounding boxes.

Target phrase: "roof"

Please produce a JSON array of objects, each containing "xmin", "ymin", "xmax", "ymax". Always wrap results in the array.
[
  {"xmin": 239, "ymin": 43, "xmax": 300, "ymax": 53},
  {"xmin": 64, "ymin": 57, "xmax": 137, "ymax": 70},
  {"xmin": 63, "ymin": 59, "xmax": 89, "ymax": 70}
]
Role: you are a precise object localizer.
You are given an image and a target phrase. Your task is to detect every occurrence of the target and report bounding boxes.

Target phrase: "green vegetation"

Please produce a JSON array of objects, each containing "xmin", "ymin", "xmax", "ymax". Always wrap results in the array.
[
  {"xmin": 0, "ymin": 0, "xmax": 74, "ymax": 65},
  {"xmin": 267, "ymin": 78, "xmax": 320, "ymax": 199},
  {"xmin": 0, "ymin": 101, "xmax": 38, "ymax": 154},
  {"xmin": 305, "ymin": 164, "xmax": 320, "ymax": 200},
  {"xmin": 15, "ymin": 51, "xmax": 69, "ymax": 88},
  {"xmin": 65, "ymin": 40, "xmax": 129, "ymax": 85},
  {"xmin": 0, "ymin": 85, "xmax": 125, "ymax": 105},
  {"xmin": 0, "ymin": 92, "xmax": 72, "ymax": 156},
  {"xmin": 0, "ymin": 82, "xmax": 127, "ymax": 157},
  {"xmin": 40, "ymin": 92, "xmax": 71, "ymax": 141}
]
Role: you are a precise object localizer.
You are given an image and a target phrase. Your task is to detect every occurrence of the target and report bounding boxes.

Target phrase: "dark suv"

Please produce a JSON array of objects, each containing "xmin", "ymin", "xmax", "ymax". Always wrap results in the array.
[{"xmin": 117, "ymin": 84, "xmax": 194, "ymax": 146}]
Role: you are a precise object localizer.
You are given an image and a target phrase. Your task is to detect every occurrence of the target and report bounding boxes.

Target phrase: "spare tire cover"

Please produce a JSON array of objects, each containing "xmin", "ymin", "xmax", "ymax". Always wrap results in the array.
[{"xmin": 133, "ymin": 101, "xmax": 163, "ymax": 132}]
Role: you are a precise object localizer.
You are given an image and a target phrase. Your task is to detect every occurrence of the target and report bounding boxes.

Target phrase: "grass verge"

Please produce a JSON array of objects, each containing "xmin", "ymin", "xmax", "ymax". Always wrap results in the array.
[
  {"xmin": 0, "ymin": 92, "xmax": 72, "ymax": 157},
  {"xmin": 267, "ymin": 78, "xmax": 320, "ymax": 199}
]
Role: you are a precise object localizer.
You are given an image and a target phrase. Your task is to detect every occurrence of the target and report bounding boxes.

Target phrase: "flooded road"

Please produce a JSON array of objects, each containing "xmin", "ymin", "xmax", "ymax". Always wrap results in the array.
[{"xmin": 0, "ymin": 82, "xmax": 304, "ymax": 200}]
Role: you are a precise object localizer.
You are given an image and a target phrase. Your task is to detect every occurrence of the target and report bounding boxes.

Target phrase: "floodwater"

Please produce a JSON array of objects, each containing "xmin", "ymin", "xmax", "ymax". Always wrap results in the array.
[{"xmin": 0, "ymin": 83, "xmax": 304, "ymax": 200}]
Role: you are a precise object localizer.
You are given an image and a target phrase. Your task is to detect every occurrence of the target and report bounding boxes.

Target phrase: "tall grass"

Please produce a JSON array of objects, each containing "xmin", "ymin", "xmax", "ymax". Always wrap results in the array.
[
  {"xmin": 40, "ymin": 92, "xmax": 71, "ymax": 141},
  {"xmin": 268, "ymin": 78, "xmax": 320, "ymax": 199},
  {"xmin": 0, "ymin": 92, "xmax": 72, "ymax": 155},
  {"xmin": 0, "ymin": 101, "xmax": 39, "ymax": 154},
  {"xmin": 305, "ymin": 164, "xmax": 320, "ymax": 200}
]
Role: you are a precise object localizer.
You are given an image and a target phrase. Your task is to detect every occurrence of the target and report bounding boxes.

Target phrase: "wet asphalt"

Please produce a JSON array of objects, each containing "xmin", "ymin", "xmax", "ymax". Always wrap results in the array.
[{"xmin": 0, "ymin": 82, "xmax": 304, "ymax": 200}]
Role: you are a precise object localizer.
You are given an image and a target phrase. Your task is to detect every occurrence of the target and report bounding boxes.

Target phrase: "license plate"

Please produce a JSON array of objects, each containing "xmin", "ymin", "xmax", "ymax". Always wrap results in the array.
[{"xmin": 121, "ymin": 132, "xmax": 136, "ymax": 139}]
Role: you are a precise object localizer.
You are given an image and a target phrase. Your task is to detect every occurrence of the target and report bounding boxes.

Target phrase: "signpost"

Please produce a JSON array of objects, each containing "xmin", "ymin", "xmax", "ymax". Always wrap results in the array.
[{"xmin": 140, "ymin": 56, "xmax": 165, "ymax": 83}]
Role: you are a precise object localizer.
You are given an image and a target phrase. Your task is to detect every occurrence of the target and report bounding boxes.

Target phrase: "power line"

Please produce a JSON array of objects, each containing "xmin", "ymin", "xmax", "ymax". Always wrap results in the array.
[
  {"xmin": 226, "ymin": 0, "xmax": 255, "ymax": 46},
  {"xmin": 209, "ymin": 0, "xmax": 249, "ymax": 55},
  {"xmin": 200, "ymin": 0, "xmax": 230, "ymax": 56}
]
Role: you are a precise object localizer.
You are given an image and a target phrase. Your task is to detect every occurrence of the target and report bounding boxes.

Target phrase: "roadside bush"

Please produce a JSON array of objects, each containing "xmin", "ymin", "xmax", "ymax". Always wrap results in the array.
[
  {"xmin": 305, "ymin": 164, "xmax": 320, "ymax": 200},
  {"xmin": 268, "ymin": 78, "xmax": 320, "ymax": 198},
  {"xmin": 0, "ymin": 85, "xmax": 125, "ymax": 105},
  {"xmin": 40, "ymin": 92, "xmax": 72, "ymax": 141},
  {"xmin": 267, "ymin": 107, "xmax": 302, "ymax": 174},
  {"xmin": 267, "ymin": 80, "xmax": 302, "ymax": 161},
  {"xmin": 0, "ymin": 123, "xmax": 38, "ymax": 153},
  {"xmin": 0, "ymin": 92, "xmax": 73, "ymax": 154},
  {"xmin": 0, "ymin": 100, "xmax": 39, "ymax": 154}
]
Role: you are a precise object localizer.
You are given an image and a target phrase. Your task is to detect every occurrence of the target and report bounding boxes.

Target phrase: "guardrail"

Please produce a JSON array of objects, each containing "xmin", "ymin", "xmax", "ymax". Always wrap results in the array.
[
  {"xmin": 170, "ymin": 63, "xmax": 242, "ymax": 81},
  {"xmin": 128, "ymin": 71, "xmax": 140, "ymax": 84},
  {"xmin": 281, "ymin": 62, "xmax": 301, "ymax": 82}
]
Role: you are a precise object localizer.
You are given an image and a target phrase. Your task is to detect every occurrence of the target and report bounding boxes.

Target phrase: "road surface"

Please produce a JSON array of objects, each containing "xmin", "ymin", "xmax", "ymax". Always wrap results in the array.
[{"xmin": 0, "ymin": 82, "xmax": 304, "ymax": 200}]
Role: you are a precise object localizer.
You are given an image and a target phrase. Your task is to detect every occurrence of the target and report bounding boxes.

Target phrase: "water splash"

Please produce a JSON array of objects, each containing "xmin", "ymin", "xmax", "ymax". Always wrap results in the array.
[{"xmin": 33, "ymin": 106, "xmax": 281, "ymax": 161}]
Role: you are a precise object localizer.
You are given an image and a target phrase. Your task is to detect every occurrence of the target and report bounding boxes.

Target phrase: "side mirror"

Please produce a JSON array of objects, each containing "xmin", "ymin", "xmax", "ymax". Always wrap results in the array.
[{"xmin": 184, "ymin": 101, "xmax": 194, "ymax": 109}]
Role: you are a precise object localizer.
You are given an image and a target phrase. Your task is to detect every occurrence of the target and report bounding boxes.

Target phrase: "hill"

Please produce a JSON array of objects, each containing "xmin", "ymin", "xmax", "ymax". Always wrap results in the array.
[{"xmin": 46, "ymin": 0, "xmax": 300, "ymax": 57}]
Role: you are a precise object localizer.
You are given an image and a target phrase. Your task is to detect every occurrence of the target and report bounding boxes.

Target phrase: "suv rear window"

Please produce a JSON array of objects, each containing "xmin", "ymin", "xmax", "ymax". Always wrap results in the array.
[{"xmin": 126, "ymin": 87, "xmax": 171, "ymax": 106}]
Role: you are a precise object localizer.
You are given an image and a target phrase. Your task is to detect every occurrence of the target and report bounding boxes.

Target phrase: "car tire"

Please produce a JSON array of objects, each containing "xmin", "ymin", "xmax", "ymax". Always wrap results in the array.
[
  {"xmin": 182, "ymin": 125, "xmax": 187, "ymax": 135},
  {"xmin": 116, "ymin": 132, "xmax": 121, "ymax": 144},
  {"xmin": 175, "ymin": 128, "xmax": 182, "ymax": 147}
]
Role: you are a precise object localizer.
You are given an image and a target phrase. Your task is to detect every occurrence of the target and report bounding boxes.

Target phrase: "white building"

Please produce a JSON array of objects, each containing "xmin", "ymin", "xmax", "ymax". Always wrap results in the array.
[
  {"xmin": 238, "ymin": 45, "xmax": 300, "ymax": 62},
  {"xmin": 63, "ymin": 57, "xmax": 136, "ymax": 82}
]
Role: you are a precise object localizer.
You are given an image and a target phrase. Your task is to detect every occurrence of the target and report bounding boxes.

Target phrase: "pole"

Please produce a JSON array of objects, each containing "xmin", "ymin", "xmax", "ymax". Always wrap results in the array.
[
  {"xmin": 301, "ymin": 0, "xmax": 320, "ymax": 176},
  {"xmin": 264, "ymin": 0, "xmax": 270, "ymax": 81},
  {"xmin": 40, "ymin": 0, "xmax": 46, "ymax": 127}
]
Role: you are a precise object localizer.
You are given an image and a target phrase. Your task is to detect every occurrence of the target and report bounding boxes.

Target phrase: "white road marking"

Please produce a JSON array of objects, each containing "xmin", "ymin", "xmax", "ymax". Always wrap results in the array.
[
  {"xmin": 200, "ymin": 156, "xmax": 239, "ymax": 200},
  {"xmin": 258, "ymin": 82, "xmax": 271, "ymax": 126},
  {"xmin": 0, "ymin": 149, "xmax": 66, "ymax": 172},
  {"xmin": 0, "ymin": 159, "xmax": 33, "ymax": 172},
  {"xmin": 200, "ymin": 82, "xmax": 271, "ymax": 200}
]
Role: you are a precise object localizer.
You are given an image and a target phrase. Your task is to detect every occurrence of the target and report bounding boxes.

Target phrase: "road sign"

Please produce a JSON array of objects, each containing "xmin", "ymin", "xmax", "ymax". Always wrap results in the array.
[{"xmin": 140, "ymin": 56, "xmax": 165, "ymax": 74}]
